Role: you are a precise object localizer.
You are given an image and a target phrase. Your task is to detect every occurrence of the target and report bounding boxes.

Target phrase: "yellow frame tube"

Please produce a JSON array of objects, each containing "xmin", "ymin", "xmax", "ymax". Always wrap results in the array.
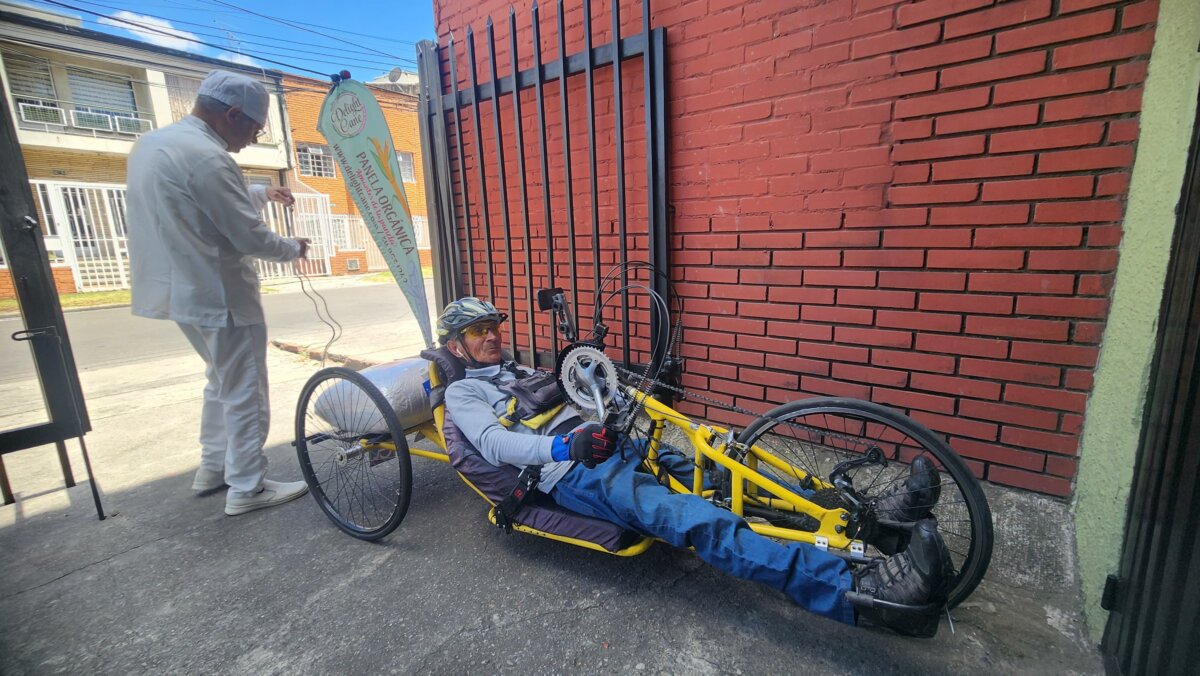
[{"xmin": 632, "ymin": 388, "xmax": 853, "ymax": 551}]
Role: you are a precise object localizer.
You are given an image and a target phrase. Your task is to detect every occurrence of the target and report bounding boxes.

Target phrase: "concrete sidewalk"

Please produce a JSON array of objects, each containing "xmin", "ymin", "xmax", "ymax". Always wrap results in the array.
[{"xmin": 0, "ymin": 276, "xmax": 1104, "ymax": 674}]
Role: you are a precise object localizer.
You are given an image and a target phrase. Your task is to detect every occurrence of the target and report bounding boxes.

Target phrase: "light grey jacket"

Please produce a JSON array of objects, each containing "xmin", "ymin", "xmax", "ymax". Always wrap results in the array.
[
  {"xmin": 444, "ymin": 362, "xmax": 579, "ymax": 491},
  {"xmin": 126, "ymin": 115, "xmax": 301, "ymax": 327}
]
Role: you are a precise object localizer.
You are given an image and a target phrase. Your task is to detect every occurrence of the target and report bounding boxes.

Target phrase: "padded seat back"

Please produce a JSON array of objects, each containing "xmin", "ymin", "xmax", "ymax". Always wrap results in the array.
[{"xmin": 418, "ymin": 346, "xmax": 635, "ymax": 552}]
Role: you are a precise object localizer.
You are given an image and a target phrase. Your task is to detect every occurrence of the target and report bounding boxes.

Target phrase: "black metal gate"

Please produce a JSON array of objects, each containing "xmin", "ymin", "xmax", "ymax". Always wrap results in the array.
[
  {"xmin": 1101, "ymin": 90, "xmax": 1200, "ymax": 676},
  {"xmin": 0, "ymin": 91, "xmax": 103, "ymax": 518},
  {"xmin": 416, "ymin": 0, "xmax": 669, "ymax": 371}
]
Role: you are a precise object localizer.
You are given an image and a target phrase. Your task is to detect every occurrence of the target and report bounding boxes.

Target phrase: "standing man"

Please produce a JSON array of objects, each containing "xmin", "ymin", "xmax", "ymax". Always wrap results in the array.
[{"xmin": 126, "ymin": 70, "xmax": 309, "ymax": 516}]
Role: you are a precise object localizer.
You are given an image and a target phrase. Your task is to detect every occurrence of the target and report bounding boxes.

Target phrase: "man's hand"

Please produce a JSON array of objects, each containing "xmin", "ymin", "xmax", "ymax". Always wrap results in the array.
[
  {"xmin": 265, "ymin": 186, "xmax": 295, "ymax": 206},
  {"xmin": 568, "ymin": 423, "xmax": 619, "ymax": 468},
  {"xmin": 296, "ymin": 238, "xmax": 311, "ymax": 259}
]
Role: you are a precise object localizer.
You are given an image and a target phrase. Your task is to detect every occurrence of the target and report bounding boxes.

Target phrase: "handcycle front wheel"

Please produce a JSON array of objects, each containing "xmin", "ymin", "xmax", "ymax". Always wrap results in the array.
[
  {"xmin": 295, "ymin": 366, "xmax": 413, "ymax": 541},
  {"xmin": 735, "ymin": 397, "xmax": 993, "ymax": 609}
]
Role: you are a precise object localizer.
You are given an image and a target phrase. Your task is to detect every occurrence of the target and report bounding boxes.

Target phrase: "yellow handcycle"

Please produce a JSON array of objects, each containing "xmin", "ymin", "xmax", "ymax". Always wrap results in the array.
[{"xmin": 294, "ymin": 273, "xmax": 993, "ymax": 610}]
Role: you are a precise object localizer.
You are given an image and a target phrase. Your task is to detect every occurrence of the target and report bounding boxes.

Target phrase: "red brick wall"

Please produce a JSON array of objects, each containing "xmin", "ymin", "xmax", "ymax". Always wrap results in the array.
[
  {"xmin": 432, "ymin": 0, "xmax": 1160, "ymax": 496},
  {"xmin": 0, "ymin": 266, "xmax": 78, "ymax": 300},
  {"xmin": 329, "ymin": 250, "xmax": 369, "ymax": 276}
]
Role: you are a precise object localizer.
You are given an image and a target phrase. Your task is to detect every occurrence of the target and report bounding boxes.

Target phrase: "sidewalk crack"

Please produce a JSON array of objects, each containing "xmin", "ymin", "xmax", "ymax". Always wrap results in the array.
[{"xmin": 0, "ymin": 534, "xmax": 170, "ymax": 602}]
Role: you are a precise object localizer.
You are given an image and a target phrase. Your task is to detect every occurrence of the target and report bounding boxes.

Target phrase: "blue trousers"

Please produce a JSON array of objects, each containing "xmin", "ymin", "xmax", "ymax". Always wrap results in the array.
[{"xmin": 551, "ymin": 450, "xmax": 856, "ymax": 624}]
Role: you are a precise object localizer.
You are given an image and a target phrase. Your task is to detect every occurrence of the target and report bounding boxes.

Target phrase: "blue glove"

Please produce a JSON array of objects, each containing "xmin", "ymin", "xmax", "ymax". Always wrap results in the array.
[
  {"xmin": 551, "ymin": 434, "xmax": 571, "ymax": 462},
  {"xmin": 551, "ymin": 424, "xmax": 619, "ymax": 467}
]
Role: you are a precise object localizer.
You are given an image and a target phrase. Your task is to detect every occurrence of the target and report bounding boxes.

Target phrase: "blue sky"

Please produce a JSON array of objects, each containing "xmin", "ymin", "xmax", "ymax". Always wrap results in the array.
[{"xmin": 9, "ymin": 0, "xmax": 436, "ymax": 81}]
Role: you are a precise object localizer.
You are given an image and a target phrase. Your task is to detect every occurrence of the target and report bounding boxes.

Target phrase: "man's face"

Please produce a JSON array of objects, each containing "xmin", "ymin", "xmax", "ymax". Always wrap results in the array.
[
  {"xmin": 220, "ymin": 107, "xmax": 264, "ymax": 152},
  {"xmin": 453, "ymin": 321, "xmax": 503, "ymax": 365}
]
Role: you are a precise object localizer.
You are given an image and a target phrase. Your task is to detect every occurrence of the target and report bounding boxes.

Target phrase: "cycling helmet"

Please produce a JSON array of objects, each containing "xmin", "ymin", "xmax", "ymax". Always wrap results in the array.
[{"xmin": 436, "ymin": 297, "xmax": 508, "ymax": 343}]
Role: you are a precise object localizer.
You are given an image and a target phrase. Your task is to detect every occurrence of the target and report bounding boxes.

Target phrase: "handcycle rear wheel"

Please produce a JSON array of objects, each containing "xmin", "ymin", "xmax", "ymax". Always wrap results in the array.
[
  {"xmin": 295, "ymin": 367, "xmax": 412, "ymax": 541},
  {"xmin": 736, "ymin": 397, "xmax": 993, "ymax": 609}
]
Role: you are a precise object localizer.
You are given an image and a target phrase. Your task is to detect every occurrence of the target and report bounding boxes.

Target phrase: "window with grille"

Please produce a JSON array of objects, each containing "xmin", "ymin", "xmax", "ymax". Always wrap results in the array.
[
  {"xmin": 165, "ymin": 73, "xmax": 201, "ymax": 123},
  {"xmin": 66, "ymin": 66, "xmax": 140, "ymax": 133},
  {"xmin": 165, "ymin": 72, "xmax": 275, "ymax": 141},
  {"xmin": 298, "ymin": 143, "xmax": 335, "ymax": 178},
  {"xmin": 396, "ymin": 150, "xmax": 416, "ymax": 183},
  {"xmin": 3, "ymin": 51, "xmax": 64, "ymax": 127}
]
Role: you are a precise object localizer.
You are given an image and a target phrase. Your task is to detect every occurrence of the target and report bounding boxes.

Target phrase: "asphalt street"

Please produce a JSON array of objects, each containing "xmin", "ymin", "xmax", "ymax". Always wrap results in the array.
[{"xmin": 0, "ymin": 281, "xmax": 412, "ymax": 384}]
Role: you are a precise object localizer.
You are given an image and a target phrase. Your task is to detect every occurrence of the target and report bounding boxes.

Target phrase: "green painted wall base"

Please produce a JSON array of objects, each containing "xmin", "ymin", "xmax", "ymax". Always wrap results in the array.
[{"xmin": 1074, "ymin": 0, "xmax": 1200, "ymax": 644}]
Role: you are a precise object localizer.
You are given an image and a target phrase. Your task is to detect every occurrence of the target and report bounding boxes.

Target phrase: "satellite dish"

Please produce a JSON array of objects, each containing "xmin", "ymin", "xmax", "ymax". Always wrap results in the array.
[{"xmin": 388, "ymin": 67, "xmax": 404, "ymax": 83}]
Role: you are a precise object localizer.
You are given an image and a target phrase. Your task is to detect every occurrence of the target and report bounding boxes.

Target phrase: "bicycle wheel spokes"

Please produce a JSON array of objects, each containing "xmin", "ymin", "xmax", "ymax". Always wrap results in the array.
[
  {"xmin": 737, "ymin": 398, "xmax": 993, "ymax": 609},
  {"xmin": 296, "ymin": 367, "xmax": 413, "ymax": 541}
]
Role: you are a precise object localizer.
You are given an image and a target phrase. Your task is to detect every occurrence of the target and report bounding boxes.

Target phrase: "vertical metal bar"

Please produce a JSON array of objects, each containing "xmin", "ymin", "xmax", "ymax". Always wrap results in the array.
[
  {"xmin": 430, "ymin": 42, "xmax": 464, "ymax": 302},
  {"xmin": 651, "ymin": 27, "xmax": 670, "ymax": 375},
  {"xmin": 557, "ymin": 0, "xmax": 580, "ymax": 332},
  {"xmin": 532, "ymin": 2, "xmax": 558, "ymax": 366},
  {"xmin": 98, "ymin": 188, "xmax": 127, "ymax": 287},
  {"xmin": 467, "ymin": 28, "xmax": 496, "ymax": 304},
  {"xmin": 486, "ymin": 19, "xmax": 519, "ymax": 356},
  {"xmin": 509, "ymin": 9, "xmax": 537, "ymax": 368},
  {"xmin": 0, "ymin": 456, "xmax": 12, "ymax": 505},
  {"xmin": 642, "ymin": 0, "xmax": 660, "ymax": 366},
  {"xmin": 448, "ymin": 34, "xmax": 477, "ymax": 297},
  {"xmin": 54, "ymin": 439, "xmax": 75, "ymax": 486},
  {"xmin": 583, "ymin": 1, "xmax": 600, "ymax": 315},
  {"xmin": 420, "ymin": 39, "xmax": 463, "ymax": 306},
  {"xmin": 610, "ymin": 0, "xmax": 630, "ymax": 368},
  {"xmin": 47, "ymin": 186, "xmax": 81, "ymax": 292}
]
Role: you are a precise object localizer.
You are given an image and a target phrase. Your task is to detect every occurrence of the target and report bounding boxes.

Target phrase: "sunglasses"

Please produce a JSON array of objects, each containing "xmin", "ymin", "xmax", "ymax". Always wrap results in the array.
[{"xmin": 461, "ymin": 322, "xmax": 500, "ymax": 338}]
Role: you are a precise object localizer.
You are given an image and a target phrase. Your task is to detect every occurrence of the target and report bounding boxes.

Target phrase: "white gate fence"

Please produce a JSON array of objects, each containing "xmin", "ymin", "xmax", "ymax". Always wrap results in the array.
[
  {"xmin": 25, "ymin": 180, "xmax": 338, "ymax": 292},
  {"xmin": 331, "ymin": 213, "xmax": 429, "ymax": 272}
]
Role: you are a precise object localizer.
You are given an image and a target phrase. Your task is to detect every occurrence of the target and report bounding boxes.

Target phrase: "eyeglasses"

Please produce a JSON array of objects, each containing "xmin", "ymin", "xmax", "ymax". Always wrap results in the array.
[
  {"xmin": 234, "ymin": 110, "xmax": 266, "ymax": 141},
  {"xmin": 461, "ymin": 322, "xmax": 500, "ymax": 338}
]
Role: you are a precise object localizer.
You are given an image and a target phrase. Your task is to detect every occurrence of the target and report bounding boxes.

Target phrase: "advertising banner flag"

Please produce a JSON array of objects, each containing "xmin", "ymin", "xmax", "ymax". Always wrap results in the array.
[{"xmin": 318, "ymin": 78, "xmax": 432, "ymax": 348}]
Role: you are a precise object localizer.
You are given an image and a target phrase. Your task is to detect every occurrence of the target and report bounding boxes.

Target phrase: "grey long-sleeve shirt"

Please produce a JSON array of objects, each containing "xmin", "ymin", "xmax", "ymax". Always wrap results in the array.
[{"xmin": 444, "ymin": 362, "xmax": 579, "ymax": 491}]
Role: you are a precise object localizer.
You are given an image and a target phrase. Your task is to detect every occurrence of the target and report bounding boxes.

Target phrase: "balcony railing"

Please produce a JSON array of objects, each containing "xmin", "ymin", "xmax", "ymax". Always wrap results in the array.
[{"xmin": 14, "ymin": 97, "xmax": 155, "ymax": 139}]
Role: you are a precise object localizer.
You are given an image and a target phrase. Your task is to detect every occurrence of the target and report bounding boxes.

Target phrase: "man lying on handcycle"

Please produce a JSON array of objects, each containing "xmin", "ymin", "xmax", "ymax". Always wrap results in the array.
[{"xmin": 438, "ymin": 296, "xmax": 953, "ymax": 637}]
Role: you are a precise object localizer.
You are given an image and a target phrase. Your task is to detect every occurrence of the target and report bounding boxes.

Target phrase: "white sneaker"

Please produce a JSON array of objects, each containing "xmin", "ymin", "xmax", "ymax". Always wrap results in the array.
[
  {"xmin": 224, "ymin": 479, "xmax": 309, "ymax": 516},
  {"xmin": 192, "ymin": 467, "xmax": 227, "ymax": 493}
]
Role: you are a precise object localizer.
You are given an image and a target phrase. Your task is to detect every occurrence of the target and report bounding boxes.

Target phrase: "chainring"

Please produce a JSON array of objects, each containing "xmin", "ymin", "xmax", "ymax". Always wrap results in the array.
[{"xmin": 556, "ymin": 342, "xmax": 619, "ymax": 415}]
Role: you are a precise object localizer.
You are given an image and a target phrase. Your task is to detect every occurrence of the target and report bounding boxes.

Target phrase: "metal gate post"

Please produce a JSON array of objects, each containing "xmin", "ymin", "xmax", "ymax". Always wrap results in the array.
[{"xmin": 44, "ymin": 183, "xmax": 82, "ymax": 292}]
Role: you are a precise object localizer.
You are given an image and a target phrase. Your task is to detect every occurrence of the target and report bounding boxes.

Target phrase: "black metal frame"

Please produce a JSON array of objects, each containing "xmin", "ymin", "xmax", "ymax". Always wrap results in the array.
[
  {"xmin": 417, "ymin": 0, "xmax": 669, "ymax": 373},
  {"xmin": 1101, "ymin": 89, "xmax": 1200, "ymax": 675},
  {"xmin": 0, "ymin": 92, "xmax": 104, "ymax": 518}
]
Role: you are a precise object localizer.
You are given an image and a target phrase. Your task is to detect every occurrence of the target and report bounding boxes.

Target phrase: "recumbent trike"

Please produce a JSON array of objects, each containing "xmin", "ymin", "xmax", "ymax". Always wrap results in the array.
[{"xmin": 293, "ymin": 265, "xmax": 993, "ymax": 619}]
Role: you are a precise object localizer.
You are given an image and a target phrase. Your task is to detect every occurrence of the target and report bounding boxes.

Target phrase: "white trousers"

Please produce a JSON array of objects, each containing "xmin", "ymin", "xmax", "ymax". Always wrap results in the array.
[{"xmin": 177, "ymin": 321, "xmax": 270, "ymax": 498}]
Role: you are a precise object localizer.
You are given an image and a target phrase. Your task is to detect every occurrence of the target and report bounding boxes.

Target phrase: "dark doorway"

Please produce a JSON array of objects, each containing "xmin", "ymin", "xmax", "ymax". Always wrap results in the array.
[{"xmin": 1101, "ymin": 88, "xmax": 1200, "ymax": 676}]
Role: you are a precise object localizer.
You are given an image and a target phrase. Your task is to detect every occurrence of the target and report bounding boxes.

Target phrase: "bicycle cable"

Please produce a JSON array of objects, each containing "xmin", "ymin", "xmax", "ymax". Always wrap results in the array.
[{"xmin": 292, "ymin": 259, "xmax": 343, "ymax": 369}]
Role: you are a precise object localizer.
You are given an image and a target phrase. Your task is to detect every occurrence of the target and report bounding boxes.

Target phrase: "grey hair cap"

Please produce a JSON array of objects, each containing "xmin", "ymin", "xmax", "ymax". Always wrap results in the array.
[{"xmin": 196, "ymin": 70, "xmax": 269, "ymax": 125}]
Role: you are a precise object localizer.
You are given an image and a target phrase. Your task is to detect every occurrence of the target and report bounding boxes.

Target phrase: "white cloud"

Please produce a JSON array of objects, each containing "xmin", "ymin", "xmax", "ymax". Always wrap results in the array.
[{"xmin": 98, "ymin": 11, "xmax": 202, "ymax": 52}]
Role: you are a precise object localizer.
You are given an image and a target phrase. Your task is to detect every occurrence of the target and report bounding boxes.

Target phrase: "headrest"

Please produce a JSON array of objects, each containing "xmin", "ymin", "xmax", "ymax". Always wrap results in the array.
[{"xmin": 419, "ymin": 346, "xmax": 466, "ymax": 385}]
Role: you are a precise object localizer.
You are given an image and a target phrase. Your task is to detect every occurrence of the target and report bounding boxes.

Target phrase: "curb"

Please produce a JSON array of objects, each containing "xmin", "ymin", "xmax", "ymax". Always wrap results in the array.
[
  {"xmin": 0, "ymin": 302, "xmax": 131, "ymax": 318},
  {"xmin": 270, "ymin": 339, "xmax": 382, "ymax": 370}
]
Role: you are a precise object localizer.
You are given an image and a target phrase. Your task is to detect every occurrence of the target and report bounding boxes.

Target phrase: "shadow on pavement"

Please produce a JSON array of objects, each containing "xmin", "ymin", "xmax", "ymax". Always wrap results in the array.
[{"xmin": 0, "ymin": 431, "xmax": 1103, "ymax": 675}]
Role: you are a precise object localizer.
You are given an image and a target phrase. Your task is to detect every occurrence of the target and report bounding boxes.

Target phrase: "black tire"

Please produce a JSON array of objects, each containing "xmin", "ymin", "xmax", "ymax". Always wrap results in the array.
[
  {"xmin": 735, "ymin": 397, "xmax": 993, "ymax": 608},
  {"xmin": 295, "ymin": 367, "xmax": 412, "ymax": 541}
]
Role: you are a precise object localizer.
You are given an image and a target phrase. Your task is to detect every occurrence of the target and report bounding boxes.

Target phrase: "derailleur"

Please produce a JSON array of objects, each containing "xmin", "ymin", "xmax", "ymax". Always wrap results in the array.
[{"xmin": 828, "ymin": 445, "xmax": 887, "ymax": 510}]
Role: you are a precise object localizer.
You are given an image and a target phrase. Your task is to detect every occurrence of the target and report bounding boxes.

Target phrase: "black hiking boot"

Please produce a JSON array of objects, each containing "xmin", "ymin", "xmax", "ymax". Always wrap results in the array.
[
  {"xmin": 875, "ymin": 455, "xmax": 941, "ymax": 524},
  {"xmin": 852, "ymin": 518, "xmax": 953, "ymax": 638}
]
